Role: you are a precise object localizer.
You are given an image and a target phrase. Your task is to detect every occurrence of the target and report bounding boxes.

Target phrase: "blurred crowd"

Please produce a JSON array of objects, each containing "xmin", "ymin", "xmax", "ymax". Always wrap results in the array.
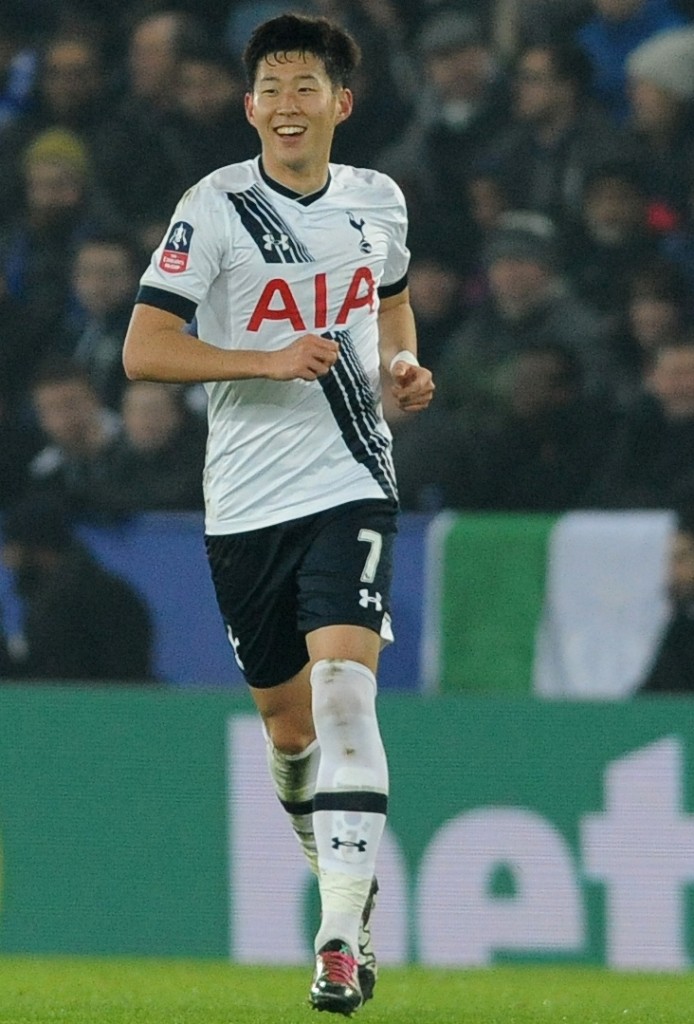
[{"xmin": 2, "ymin": 0, "xmax": 694, "ymax": 524}]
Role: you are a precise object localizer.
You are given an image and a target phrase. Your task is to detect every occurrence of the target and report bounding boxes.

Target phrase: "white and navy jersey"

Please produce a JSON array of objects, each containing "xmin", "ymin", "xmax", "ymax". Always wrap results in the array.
[{"xmin": 137, "ymin": 156, "xmax": 409, "ymax": 534}]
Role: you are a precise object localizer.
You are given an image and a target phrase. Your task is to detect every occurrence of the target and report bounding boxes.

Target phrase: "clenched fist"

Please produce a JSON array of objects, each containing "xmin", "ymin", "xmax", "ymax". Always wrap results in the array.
[{"xmin": 267, "ymin": 334, "xmax": 340, "ymax": 381}]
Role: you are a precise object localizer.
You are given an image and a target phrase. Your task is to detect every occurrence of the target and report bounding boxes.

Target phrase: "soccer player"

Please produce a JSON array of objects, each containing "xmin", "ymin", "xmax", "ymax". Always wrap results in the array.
[{"xmin": 123, "ymin": 13, "xmax": 434, "ymax": 1015}]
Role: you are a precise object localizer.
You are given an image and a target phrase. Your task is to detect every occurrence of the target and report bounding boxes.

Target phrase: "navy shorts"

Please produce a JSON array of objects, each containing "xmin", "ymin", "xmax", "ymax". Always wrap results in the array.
[{"xmin": 205, "ymin": 499, "xmax": 397, "ymax": 688}]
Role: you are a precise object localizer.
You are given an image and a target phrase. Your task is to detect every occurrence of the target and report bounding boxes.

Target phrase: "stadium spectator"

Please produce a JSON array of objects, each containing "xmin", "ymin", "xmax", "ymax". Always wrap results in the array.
[
  {"xmin": 576, "ymin": 0, "xmax": 688, "ymax": 124},
  {"xmin": 162, "ymin": 42, "xmax": 257, "ymax": 186},
  {"xmin": 0, "ymin": 497, "xmax": 154, "ymax": 683},
  {"xmin": 433, "ymin": 211, "xmax": 614, "ymax": 431},
  {"xmin": 376, "ymin": 10, "xmax": 509, "ymax": 228},
  {"xmin": 398, "ymin": 243, "xmax": 467, "ymax": 376},
  {"xmin": 24, "ymin": 356, "xmax": 121, "ymax": 518},
  {"xmin": 94, "ymin": 9, "xmax": 209, "ymax": 227},
  {"xmin": 479, "ymin": 39, "xmax": 630, "ymax": 228},
  {"xmin": 638, "ymin": 508, "xmax": 694, "ymax": 693},
  {"xmin": 88, "ymin": 381, "xmax": 206, "ymax": 514},
  {"xmin": 0, "ymin": 33, "xmax": 111, "ymax": 228},
  {"xmin": 562, "ymin": 159, "xmax": 662, "ymax": 321},
  {"xmin": 624, "ymin": 26, "xmax": 694, "ymax": 218},
  {"xmin": 586, "ymin": 336, "xmax": 694, "ymax": 508},
  {"xmin": 66, "ymin": 232, "xmax": 143, "ymax": 410},
  {"xmin": 492, "ymin": 0, "xmax": 590, "ymax": 54},
  {"xmin": 606, "ymin": 259, "xmax": 692, "ymax": 405},
  {"xmin": 457, "ymin": 342, "xmax": 617, "ymax": 512},
  {"xmin": 1, "ymin": 127, "xmax": 114, "ymax": 337}
]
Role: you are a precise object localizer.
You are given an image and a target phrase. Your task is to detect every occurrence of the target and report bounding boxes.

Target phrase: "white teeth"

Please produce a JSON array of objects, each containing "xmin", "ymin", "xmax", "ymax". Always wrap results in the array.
[{"xmin": 276, "ymin": 126, "xmax": 304, "ymax": 135}]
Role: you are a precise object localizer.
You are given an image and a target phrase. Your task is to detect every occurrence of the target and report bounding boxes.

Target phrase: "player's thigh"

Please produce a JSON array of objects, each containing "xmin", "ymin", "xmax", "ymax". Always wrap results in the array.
[
  {"xmin": 297, "ymin": 499, "xmax": 397, "ymax": 648},
  {"xmin": 204, "ymin": 529, "xmax": 308, "ymax": 688}
]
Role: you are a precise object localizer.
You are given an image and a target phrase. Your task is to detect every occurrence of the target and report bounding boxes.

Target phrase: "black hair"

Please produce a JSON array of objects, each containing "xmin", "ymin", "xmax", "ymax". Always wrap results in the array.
[
  {"xmin": 75, "ymin": 230, "xmax": 145, "ymax": 274},
  {"xmin": 515, "ymin": 341, "xmax": 583, "ymax": 387},
  {"xmin": 242, "ymin": 13, "xmax": 361, "ymax": 90},
  {"xmin": 517, "ymin": 39, "xmax": 593, "ymax": 97},
  {"xmin": 583, "ymin": 158, "xmax": 648, "ymax": 197},
  {"xmin": 31, "ymin": 354, "xmax": 94, "ymax": 392}
]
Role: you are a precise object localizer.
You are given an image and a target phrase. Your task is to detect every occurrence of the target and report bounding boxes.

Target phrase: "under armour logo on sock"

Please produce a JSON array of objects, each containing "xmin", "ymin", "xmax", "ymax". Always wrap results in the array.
[{"xmin": 332, "ymin": 837, "xmax": 367, "ymax": 851}]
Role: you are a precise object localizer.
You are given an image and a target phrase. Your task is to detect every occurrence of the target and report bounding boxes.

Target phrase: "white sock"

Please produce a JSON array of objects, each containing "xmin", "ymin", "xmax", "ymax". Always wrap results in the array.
[
  {"xmin": 310, "ymin": 658, "xmax": 388, "ymax": 954},
  {"xmin": 264, "ymin": 732, "xmax": 320, "ymax": 874}
]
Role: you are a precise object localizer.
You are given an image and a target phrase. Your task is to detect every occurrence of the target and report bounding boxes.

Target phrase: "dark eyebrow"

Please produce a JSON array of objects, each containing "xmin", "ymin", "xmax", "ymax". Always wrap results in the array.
[{"xmin": 258, "ymin": 73, "xmax": 322, "ymax": 84}]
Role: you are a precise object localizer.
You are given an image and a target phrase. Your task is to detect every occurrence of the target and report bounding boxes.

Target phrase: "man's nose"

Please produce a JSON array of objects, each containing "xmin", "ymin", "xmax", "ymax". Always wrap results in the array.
[{"xmin": 277, "ymin": 90, "xmax": 300, "ymax": 113}]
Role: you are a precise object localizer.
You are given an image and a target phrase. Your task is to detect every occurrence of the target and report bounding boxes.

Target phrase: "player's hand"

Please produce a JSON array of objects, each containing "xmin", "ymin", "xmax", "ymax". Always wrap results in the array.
[
  {"xmin": 267, "ymin": 334, "xmax": 340, "ymax": 381},
  {"xmin": 390, "ymin": 360, "xmax": 435, "ymax": 413}
]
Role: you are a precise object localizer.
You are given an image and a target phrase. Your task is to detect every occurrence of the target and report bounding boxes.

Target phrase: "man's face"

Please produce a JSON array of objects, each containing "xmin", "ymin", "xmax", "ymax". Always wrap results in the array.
[
  {"xmin": 628, "ymin": 77, "xmax": 680, "ymax": 132},
  {"xmin": 129, "ymin": 14, "xmax": 178, "ymax": 100},
  {"xmin": 72, "ymin": 243, "xmax": 136, "ymax": 316},
  {"xmin": 668, "ymin": 529, "xmax": 694, "ymax": 605},
  {"xmin": 32, "ymin": 379, "xmax": 99, "ymax": 448},
  {"xmin": 514, "ymin": 49, "xmax": 570, "ymax": 123},
  {"xmin": 25, "ymin": 160, "xmax": 84, "ymax": 216},
  {"xmin": 629, "ymin": 297, "xmax": 681, "ymax": 351},
  {"xmin": 178, "ymin": 60, "xmax": 238, "ymax": 121},
  {"xmin": 122, "ymin": 382, "xmax": 181, "ymax": 452},
  {"xmin": 43, "ymin": 39, "xmax": 101, "ymax": 117},
  {"xmin": 488, "ymin": 257, "xmax": 550, "ymax": 316},
  {"xmin": 583, "ymin": 177, "xmax": 645, "ymax": 244},
  {"xmin": 508, "ymin": 351, "xmax": 574, "ymax": 418},
  {"xmin": 649, "ymin": 347, "xmax": 694, "ymax": 419},
  {"xmin": 245, "ymin": 51, "xmax": 351, "ymax": 180},
  {"xmin": 426, "ymin": 44, "xmax": 492, "ymax": 103}
]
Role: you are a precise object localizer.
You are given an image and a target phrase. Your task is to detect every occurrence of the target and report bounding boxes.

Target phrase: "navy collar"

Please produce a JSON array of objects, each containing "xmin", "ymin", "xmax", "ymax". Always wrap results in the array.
[{"xmin": 259, "ymin": 157, "xmax": 331, "ymax": 206}]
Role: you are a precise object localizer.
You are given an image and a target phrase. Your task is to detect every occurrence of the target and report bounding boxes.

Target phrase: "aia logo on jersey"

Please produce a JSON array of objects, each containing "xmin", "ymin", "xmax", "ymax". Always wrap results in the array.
[
  {"xmin": 247, "ymin": 267, "xmax": 375, "ymax": 332},
  {"xmin": 159, "ymin": 221, "xmax": 193, "ymax": 273}
]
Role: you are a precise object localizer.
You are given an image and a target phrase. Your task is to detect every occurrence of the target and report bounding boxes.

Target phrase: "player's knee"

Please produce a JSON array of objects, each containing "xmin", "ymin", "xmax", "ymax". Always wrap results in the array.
[
  {"xmin": 310, "ymin": 658, "xmax": 377, "ymax": 723},
  {"xmin": 261, "ymin": 708, "xmax": 315, "ymax": 755}
]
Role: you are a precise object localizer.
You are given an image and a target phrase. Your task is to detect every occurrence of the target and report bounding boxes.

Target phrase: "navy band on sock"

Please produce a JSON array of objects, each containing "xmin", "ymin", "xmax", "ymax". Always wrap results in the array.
[{"xmin": 313, "ymin": 791, "xmax": 388, "ymax": 815}]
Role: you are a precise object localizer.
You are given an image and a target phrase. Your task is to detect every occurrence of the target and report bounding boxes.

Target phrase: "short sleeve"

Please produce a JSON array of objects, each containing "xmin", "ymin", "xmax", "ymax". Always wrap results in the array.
[
  {"xmin": 380, "ymin": 178, "xmax": 410, "ymax": 293},
  {"xmin": 138, "ymin": 182, "xmax": 228, "ymax": 309}
]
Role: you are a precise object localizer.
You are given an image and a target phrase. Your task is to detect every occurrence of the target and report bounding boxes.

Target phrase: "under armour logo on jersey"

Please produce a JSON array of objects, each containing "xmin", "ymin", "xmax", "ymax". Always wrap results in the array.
[
  {"xmin": 332, "ymin": 837, "xmax": 367, "ymax": 851},
  {"xmin": 347, "ymin": 211, "xmax": 372, "ymax": 253},
  {"xmin": 263, "ymin": 231, "xmax": 290, "ymax": 254},
  {"xmin": 359, "ymin": 589, "xmax": 382, "ymax": 611},
  {"xmin": 226, "ymin": 625, "xmax": 245, "ymax": 670}
]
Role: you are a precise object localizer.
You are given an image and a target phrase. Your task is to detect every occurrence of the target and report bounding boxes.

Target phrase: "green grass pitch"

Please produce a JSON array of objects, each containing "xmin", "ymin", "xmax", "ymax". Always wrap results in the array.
[{"xmin": 2, "ymin": 957, "xmax": 694, "ymax": 1024}]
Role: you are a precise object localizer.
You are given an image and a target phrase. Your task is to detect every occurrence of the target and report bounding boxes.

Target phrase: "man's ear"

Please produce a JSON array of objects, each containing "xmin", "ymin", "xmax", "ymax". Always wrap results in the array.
[
  {"xmin": 244, "ymin": 92, "xmax": 255, "ymax": 126},
  {"xmin": 335, "ymin": 87, "xmax": 353, "ymax": 125}
]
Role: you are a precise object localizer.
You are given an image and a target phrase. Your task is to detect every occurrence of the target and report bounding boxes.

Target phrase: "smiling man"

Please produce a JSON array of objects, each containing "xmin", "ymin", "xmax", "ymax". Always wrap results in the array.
[{"xmin": 122, "ymin": 12, "xmax": 433, "ymax": 1016}]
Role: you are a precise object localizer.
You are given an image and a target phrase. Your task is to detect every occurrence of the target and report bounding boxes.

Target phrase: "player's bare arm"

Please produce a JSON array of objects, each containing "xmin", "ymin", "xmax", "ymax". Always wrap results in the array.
[
  {"xmin": 123, "ymin": 304, "xmax": 338, "ymax": 383},
  {"xmin": 378, "ymin": 288, "xmax": 435, "ymax": 413}
]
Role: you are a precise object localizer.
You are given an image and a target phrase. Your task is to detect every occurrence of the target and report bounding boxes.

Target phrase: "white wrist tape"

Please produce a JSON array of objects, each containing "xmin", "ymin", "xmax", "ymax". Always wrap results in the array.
[{"xmin": 389, "ymin": 350, "xmax": 419, "ymax": 374}]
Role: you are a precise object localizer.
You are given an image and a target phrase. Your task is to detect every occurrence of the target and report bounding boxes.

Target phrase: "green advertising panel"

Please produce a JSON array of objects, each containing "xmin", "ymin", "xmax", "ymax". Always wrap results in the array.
[
  {"xmin": 435, "ymin": 514, "xmax": 557, "ymax": 695},
  {"xmin": 1, "ymin": 686, "xmax": 693, "ymax": 970}
]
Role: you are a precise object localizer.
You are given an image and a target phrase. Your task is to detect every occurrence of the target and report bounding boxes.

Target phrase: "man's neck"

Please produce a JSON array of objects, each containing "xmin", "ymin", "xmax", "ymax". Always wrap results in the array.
[{"xmin": 260, "ymin": 155, "xmax": 329, "ymax": 197}]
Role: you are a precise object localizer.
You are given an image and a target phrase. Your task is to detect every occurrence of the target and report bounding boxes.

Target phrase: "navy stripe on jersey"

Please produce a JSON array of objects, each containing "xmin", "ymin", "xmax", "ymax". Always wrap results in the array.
[
  {"xmin": 319, "ymin": 330, "xmax": 398, "ymax": 503},
  {"xmin": 226, "ymin": 185, "xmax": 313, "ymax": 264}
]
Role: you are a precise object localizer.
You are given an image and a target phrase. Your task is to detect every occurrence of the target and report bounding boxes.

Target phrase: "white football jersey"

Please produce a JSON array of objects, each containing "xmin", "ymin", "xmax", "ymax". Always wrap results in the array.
[{"xmin": 138, "ymin": 157, "xmax": 410, "ymax": 534}]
